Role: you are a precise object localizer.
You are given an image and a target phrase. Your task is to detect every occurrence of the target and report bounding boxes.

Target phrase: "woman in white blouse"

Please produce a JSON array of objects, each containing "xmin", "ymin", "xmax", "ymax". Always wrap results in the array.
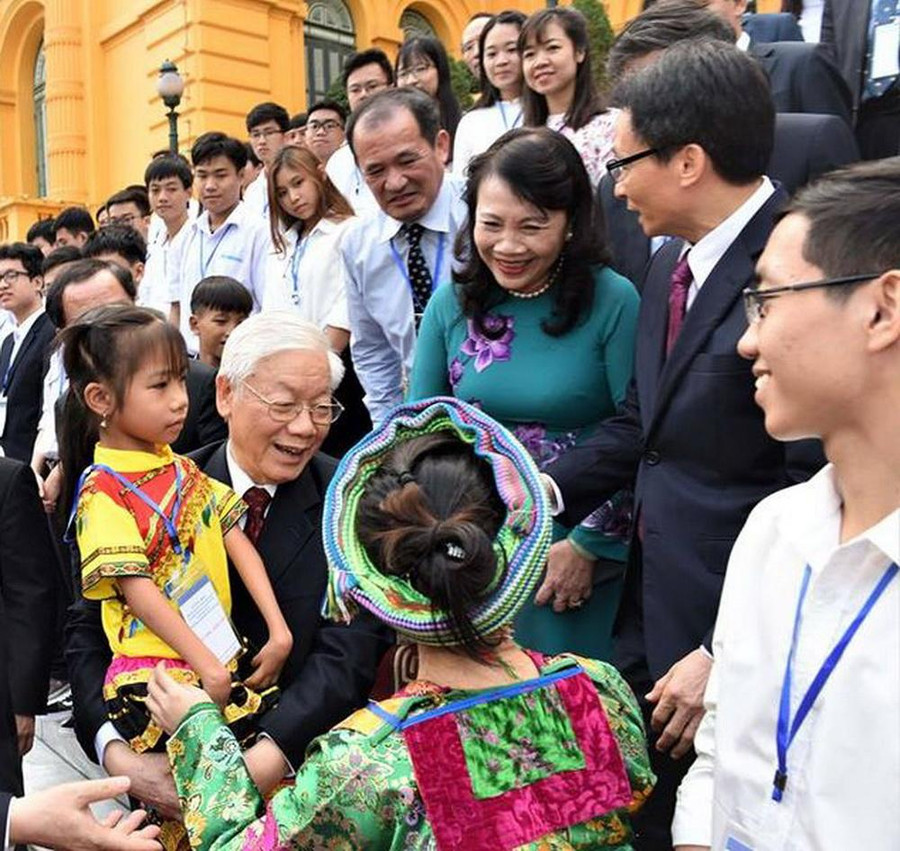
[
  {"xmin": 265, "ymin": 144, "xmax": 372, "ymax": 454},
  {"xmin": 520, "ymin": 6, "xmax": 616, "ymax": 189},
  {"xmin": 452, "ymin": 10, "xmax": 527, "ymax": 177}
]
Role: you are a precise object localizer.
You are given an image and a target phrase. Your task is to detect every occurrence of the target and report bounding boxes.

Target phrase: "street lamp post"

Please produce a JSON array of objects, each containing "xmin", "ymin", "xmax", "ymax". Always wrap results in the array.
[{"xmin": 156, "ymin": 60, "xmax": 185, "ymax": 154}]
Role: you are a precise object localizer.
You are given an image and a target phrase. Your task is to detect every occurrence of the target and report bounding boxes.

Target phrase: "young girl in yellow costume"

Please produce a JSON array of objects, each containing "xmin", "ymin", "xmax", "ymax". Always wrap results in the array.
[{"xmin": 60, "ymin": 304, "xmax": 292, "ymax": 849}]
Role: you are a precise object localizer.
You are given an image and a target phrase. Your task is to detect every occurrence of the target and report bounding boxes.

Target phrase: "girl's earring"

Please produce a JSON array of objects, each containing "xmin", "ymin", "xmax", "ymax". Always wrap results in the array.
[{"xmin": 99, "ymin": 414, "xmax": 108, "ymax": 430}]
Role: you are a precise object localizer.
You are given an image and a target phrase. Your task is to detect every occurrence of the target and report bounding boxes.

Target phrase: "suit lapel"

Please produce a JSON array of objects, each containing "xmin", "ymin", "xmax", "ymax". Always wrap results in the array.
[
  {"xmin": 1, "ymin": 315, "xmax": 45, "ymax": 393},
  {"xmin": 0, "ymin": 336, "xmax": 12, "ymax": 390}
]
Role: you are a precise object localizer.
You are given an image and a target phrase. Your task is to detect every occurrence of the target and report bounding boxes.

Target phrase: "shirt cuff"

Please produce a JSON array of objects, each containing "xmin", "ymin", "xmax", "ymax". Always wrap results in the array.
[
  {"xmin": 257, "ymin": 732, "xmax": 296, "ymax": 778},
  {"xmin": 698, "ymin": 643, "xmax": 714, "ymax": 662},
  {"xmin": 540, "ymin": 473, "xmax": 565, "ymax": 516},
  {"xmin": 4, "ymin": 799, "xmax": 13, "ymax": 850},
  {"xmin": 95, "ymin": 721, "xmax": 127, "ymax": 765}
]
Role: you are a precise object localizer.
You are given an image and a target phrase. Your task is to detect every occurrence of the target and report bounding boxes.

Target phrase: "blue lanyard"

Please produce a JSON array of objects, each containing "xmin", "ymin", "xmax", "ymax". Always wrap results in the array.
[
  {"xmin": 498, "ymin": 100, "xmax": 521, "ymax": 131},
  {"xmin": 289, "ymin": 232, "xmax": 310, "ymax": 303},
  {"xmin": 66, "ymin": 461, "xmax": 186, "ymax": 561},
  {"xmin": 773, "ymin": 560, "xmax": 899, "ymax": 802},
  {"xmin": 366, "ymin": 665, "xmax": 583, "ymax": 731},
  {"xmin": 389, "ymin": 231, "xmax": 446, "ymax": 303},
  {"xmin": 199, "ymin": 223, "xmax": 235, "ymax": 277}
]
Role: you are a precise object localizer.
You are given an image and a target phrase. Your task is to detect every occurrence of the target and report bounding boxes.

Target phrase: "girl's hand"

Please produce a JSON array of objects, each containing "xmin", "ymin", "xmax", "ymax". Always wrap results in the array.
[
  {"xmin": 146, "ymin": 663, "xmax": 212, "ymax": 735},
  {"xmin": 243, "ymin": 629, "xmax": 292, "ymax": 691},
  {"xmin": 197, "ymin": 662, "xmax": 233, "ymax": 708}
]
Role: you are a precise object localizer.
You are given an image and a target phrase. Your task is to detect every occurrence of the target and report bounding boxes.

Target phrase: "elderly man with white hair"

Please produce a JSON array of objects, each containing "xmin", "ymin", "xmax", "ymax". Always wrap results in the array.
[{"xmin": 66, "ymin": 311, "xmax": 392, "ymax": 818}]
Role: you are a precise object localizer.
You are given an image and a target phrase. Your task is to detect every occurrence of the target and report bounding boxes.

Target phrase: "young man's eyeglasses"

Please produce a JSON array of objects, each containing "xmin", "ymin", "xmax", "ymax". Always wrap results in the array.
[
  {"xmin": 606, "ymin": 148, "xmax": 658, "ymax": 183},
  {"xmin": 306, "ymin": 119, "xmax": 343, "ymax": 134},
  {"xmin": 742, "ymin": 273, "xmax": 883, "ymax": 324},
  {"xmin": 241, "ymin": 380, "xmax": 344, "ymax": 425},
  {"xmin": 0, "ymin": 270, "xmax": 34, "ymax": 286},
  {"xmin": 347, "ymin": 81, "xmax": 388, "ymax": 98}
]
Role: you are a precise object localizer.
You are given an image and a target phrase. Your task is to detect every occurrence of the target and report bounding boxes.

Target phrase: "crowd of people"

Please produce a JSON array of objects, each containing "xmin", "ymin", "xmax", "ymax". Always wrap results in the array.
[{"xmin": 0, "ymin": 0, "xmax": 898, "ymax": 849}]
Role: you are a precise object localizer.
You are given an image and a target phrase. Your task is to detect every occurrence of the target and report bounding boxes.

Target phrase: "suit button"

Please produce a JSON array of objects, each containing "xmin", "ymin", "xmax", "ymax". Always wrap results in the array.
[{"xmin": 644, "ymin": 449, "xmax": 660, "ymax": 465}]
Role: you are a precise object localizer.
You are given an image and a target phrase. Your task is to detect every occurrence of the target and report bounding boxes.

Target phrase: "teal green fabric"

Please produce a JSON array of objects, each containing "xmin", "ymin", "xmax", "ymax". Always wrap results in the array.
[{"xmin": 408, "ymin": 266, "xmax": 639, "ymax": 659}]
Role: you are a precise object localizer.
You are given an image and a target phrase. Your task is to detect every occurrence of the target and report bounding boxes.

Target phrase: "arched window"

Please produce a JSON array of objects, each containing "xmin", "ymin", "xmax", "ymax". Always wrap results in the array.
[
  {"xmin": 304, "ymin": 0, "xmax": 356, "ymax": 106},
  {"xmin": 400, "ymin": 8, "xmax": 437, "ymax": 40},
  {"xmin": 33, "ymin": 41, "xmax": 48, "ymax": 197}
]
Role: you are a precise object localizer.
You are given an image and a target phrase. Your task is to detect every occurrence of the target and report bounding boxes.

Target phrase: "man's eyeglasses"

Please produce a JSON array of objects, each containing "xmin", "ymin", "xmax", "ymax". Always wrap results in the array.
[
  {"xmin": 108, "ymin": 214, "xmax": 138, "ymax": 227},
  {"xmin": 241, "ymin": 380, "xmax": 344, "ymax": 425},
  {"xmin": 347, "ymin": 81, "xmax": 388, "ymax": 98},
  {"xmin": 307, "ymin": 119, "xmax": 343, "ymax": 134},
  {"xmin": 0, "ymin": 270, "xmax": 33, "ymax": 286},
  {"xmin": 742, "ymin": 273, "xmax": 883, "ymax": 324},
  {"xmin": 249, "ymin": 127, "xmax": 284, "ymax": 141},
  {"xmin": 606, "ymin": 148, "xmax": 658, "ymax": 183},
  {"xmin": 397, "ymin": 64, "xmax": 435, "ymax": 82}
]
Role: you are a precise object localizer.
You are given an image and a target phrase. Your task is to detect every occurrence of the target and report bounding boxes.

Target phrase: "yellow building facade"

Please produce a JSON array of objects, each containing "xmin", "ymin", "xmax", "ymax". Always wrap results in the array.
[{"xmin": 0, "ymin": 0, "xmax": 777, "ymax": 240}]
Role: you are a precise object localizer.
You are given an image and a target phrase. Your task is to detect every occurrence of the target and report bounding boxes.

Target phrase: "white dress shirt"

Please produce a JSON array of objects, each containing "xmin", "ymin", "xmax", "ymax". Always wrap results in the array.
[
  {"xmin": 262, "ymin": 217, "xmax": 354, "ymax": 331},
  {"xmin": 174, "ymin": 201, "xmax": 271, "ymax": 352},
  {"xmin": 242, "ymin": 168, "xmax": 270, "ymax": 219},
  {"xmin": 325, "ymin": 144, "xmax": 379, "ymax": 217},
  {"xmin": 673, "ymin": 464, "xmax": 900, "ymax": 849},
  {"xmin": 140, "ymin": 219, "xmax": 190, "ymax": 314},
  {"xmin": 452, "ymin": 100, "xmax": 523, "ymax": 177},
  {"xmin": 32, "ymin": 347, "xmax": 65, "ymax": 462},
  {"xmin": 340, "ymin": 174, "xmax": 467, "ymax": 424}
]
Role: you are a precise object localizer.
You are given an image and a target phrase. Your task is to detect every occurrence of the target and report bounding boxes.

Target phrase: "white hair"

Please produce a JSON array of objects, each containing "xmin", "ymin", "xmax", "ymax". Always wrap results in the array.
[{"xmin": 219, "ymin": 311, "xmax": 344, "ymax": 390}]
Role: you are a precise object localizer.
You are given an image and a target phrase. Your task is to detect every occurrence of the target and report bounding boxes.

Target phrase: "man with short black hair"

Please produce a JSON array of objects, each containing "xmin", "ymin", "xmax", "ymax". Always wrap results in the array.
[
  {"xmin": 285, "ymin": 111, "xmax": 307, "ymax": 146},
  {"xmin": 172, "ymin": 132, "xmax": 269, "ymax": 353},
  {"xmin": 0, "ymin": 243, "xmax": 54, "ymax": 462},
  {"xmin": 340, "ymin": 88, "xmax": 466, "ymax": 424},
  {"xmin": 542, "ymin": 40, "xmax": 823, "ymax": 849},
  {"xmin": 462, "ymin": 12, "xmax": 493, "ymax": 77},
  {"xmin": 244, "ymin": 101, "xmax": 290, "ymax": 217},
  {"xmin": 83, "ymin": 226, "xmax": 147, "ymax": 297},
  {"xmin": 53, "ymin": 207, "xmax": 95, "ymax": 249},
  {"xmin": 305, "ymin": 99, "xmax": 347, "ymax": 165},
  {"xmin": 326, "ymin": 49, "xmax": 394, "ymax": 214},
  {"xmin": 105, "ymin": 187, "xmax": 151, "ymax": 239},
  {"xmin": 25, "ymin": 219, "xmax": 55, "ymax": 256}
]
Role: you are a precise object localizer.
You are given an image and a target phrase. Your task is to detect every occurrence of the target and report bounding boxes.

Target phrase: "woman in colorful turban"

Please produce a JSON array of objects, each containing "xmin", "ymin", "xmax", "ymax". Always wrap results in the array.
[{"xmin": 146, "ymin": 398, "xmax": 654, "ymax": 850}]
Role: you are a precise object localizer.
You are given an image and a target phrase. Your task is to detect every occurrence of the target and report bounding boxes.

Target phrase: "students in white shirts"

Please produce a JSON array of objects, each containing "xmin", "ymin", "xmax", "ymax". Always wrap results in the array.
[
  {"xmin": 453, "ymin": 10, "xmax": 527, "ymax": 177},
  {"xmin": 326, "ymin": 49, "xmax": 394, "ymax": 216},
  {"xmin": 673, "ymin": 159, "xmax": 900, "ymax": 851},
  {"xmin": 243, "ymin": 102, "xmax": 290, "ymax": 219},
  {"xmin": 266, "ymin": 144, "xmax": 371, "ymax": 454},
  {"xmin": 175, "ymin": 132, "xmax": 270, "ymax": 353},
  {"xmin": 143, "ymin": 153, "xmax": 194, "ymax": 318}
]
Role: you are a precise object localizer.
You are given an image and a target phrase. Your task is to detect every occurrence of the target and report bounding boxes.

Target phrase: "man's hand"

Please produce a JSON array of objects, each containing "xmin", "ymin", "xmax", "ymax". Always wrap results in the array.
[
  {"xmin": 41, "ymin": 463, "xmax": 62, "ymax": 514},
  {"xmin": 9, "ymin": 776, "xmax": 161, "ymax": 851},
  {"xmin": 535, "ymin": 539, "xmax": 595, "ymax": 612},
  {"xmin": 646, "ymin": 647, "xmax": 713, "ymax": 759},
  {"xmin": 102, "ymin": 741, "xmax": 180, "ymax": 820},
  {"xmin": 15, "ymin": 714, "xmax": 34, "ymax": 756},
  {"xmin": 146, "ymin": 662, "xmax": 211, "ymax": 736}
]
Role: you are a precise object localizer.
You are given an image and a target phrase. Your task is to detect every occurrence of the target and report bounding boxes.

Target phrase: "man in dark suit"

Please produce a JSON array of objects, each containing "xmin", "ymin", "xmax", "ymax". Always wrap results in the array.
[
  {"xmin": 0, "ymin": 244, "xmax": 55, "ymax": 463},
  {"xmin": 66, "ymin": 311, "xmax": 390, "ymax": 818},
  {"xmin": 0, "ymin": 458, "xmax": 57, "ymax": 803},
  {"xmin": 822, "ymin": 0, "xmax": 900, "ymax": 159},
  {"xmin": 543, "ymin": 42, "xmax": 821, "ymax": 849},
  {"xmin": 741, "ymin": 10, "xmax": 803, "ymax": 42}
]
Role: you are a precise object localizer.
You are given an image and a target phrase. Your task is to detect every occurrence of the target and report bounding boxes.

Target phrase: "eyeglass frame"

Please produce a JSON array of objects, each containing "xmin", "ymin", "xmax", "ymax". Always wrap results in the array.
[
  {"xmin": 306, "ymin": 119, "xmax": 343, "ymax": 134},
  {"xmin": 346, "ymin": 80, "xmax": 389, "ymax": 98},
  {"xmin": 605, "ymin": 147, "xmax": 659, "ymax": 183},
  {"xmin": 742, "ymin": 273, "xmax": 884, "ymax": 324},
  {"xmin": 0, "ymin": 269, "xmax": 35, "ymax": 286},
  {"xmin": 240, "ymin": 380, "xmax": 344, "ymax": 425},
  {"xmin": 396, "ymin": 63, "xmax": 436, "ymax": 82}
]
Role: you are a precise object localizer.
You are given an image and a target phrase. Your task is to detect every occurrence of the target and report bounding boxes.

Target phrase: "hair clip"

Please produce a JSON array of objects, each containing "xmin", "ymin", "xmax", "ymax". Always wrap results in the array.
[
  {"xmin": 445, "ymin": 542, "xmax": 466, "ymax": 561},
  {"xmin": 397, "ymin": 471, "xmax": 416, "ymax": 486}
]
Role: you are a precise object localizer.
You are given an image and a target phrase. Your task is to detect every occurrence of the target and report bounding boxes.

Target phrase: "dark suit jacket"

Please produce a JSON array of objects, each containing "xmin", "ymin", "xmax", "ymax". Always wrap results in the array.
[
  {"xmin": 600, "ymin": 113, "xmax": 860, "ymax": 287},
  {"xmin": 0, "ymin": 313, "xmax": 55, "ymax": 462},
  {"xmin": 749, "ymin": 40, "xmax": 853, "ymax": 124},
  {"xmin": 550, "ymin": 188, "xmax": 823, "ymax": 680},
  {"xmin": 0, "ymin": 459, "xmax": 58, "ymax": 796},
  {"xmin": 821, "ymin": 0, "xmax": 869, "ymax": 113},
  {"xmin": 66, "ymin": 443, "xmax": 392, "ymax": 767},
  {"xmin": 742, "ymin": 12, "xmax": 804, "ymax": 43},
  {"xmin": 170, "ymin": 359, "xmax": 227, "ymax": 454}
]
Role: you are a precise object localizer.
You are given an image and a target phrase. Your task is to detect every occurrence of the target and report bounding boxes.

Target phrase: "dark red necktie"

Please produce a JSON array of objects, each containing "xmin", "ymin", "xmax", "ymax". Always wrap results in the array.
[
  {"xmin": 666, "ymin": 254, "xmax": 693, "ymax": 355},
  {"xmin": 243, "ymin": 486, "xmax": 271, "ymax": 545}
]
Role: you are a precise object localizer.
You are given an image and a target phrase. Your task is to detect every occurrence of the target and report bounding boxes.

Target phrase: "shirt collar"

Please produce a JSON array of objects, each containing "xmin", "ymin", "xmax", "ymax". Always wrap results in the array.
[
  {"xmin": 196, "ymin": 201, "xmax": 246, "ymax": 236},
  {"xmin": 14, "ymin": 306, "xmax": 44, "ymax": 341},
  {"xmin": 93, "ymin": 442, "xmax": 174, "ymax": 472},
  {"xmin": 686, "ymin": 176, "xmax": 775, "ymax": 289},
  {"xmin": 225, "ymin": 440, "xmax": 277, "ymax": 498},
  {"xmin": 736, "ymin": 30, "xmax": 751, "ymax": 52},
  {"xmin": 377, "ymin": 174, "xmax": 455, "ymax": 244}
]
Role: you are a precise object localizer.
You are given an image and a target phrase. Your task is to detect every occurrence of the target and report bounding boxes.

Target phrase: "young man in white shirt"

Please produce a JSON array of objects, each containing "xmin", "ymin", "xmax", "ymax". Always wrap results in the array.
[
  {"xmin": 243, "ymin": 102, "xmax": 289, "ymax": 219},
  {"xmin": 175, "ymin": 132, "xmax": 270, "ymax": 353},
  {"xmin": 674, "ymin": 159, "xmax": 900, "ymax": 850}
]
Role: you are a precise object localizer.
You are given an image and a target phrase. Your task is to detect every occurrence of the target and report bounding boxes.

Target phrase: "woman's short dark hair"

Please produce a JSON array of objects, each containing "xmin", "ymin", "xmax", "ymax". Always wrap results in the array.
[
  {"xmin": 356, "ymin": 432, "xmax": 506, "ymax": 656},
  {"xmin": 395, "ymin": 36, "xmax": 462, "ymax": 144},
  {"xmin": 612, "ymin": 39, "xmax": 774, "ymax": 185},
  {"xmin": 456, "ymin": 127, "xmax": 607, "ymax": 338},
  {"xmin": 520, "ymin": 7, "xmax": 605, "ymax": 131},
  {"xmin": 475, "ymin": 10, "xmax": 528, "ymax": 110}
]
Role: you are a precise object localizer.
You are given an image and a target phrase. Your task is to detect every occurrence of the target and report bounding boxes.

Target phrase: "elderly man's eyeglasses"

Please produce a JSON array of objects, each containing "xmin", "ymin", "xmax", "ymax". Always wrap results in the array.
[
  {"xmin": 606, "ymin": 148, "xmax": 658, "ymax": 183},
  {"xmin": 241, "ymin": 380, "xmax": 344, "ymax": 425},
  {"xmin": 397, "ymin": 63, "xmax": 435, "ymax": 82},
  {"xmin": 307, "ymin": 119, "xmax": 343, "ymax": 134},
  {"xmin": 742, "ymin": 273, "xmax": 883, "ymax": 324},
  {"xmin": 0, "ymin": 270, "xmax": 33, "ymax": 286}
]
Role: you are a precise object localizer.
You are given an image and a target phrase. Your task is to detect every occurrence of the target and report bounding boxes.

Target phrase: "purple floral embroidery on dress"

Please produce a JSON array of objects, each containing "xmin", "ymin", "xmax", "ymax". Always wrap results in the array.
[
  {"xmin": 448, "ymin": 357, "xmax": 464, "ymax": 389},
  {"xmin": 460, "ymin": 315, "xmax": 515, "ymax": 373}
]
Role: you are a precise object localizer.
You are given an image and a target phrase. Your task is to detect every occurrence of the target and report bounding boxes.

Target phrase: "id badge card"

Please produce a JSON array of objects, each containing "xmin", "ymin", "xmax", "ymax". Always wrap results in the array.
[
  {"xmin": 175, "ymin": 574, "xmax": 242, "ymax": 665},
  {"xmin": 723, "ymin": 821, "xmax": 756, "ymax": 851},
  {"xmin": 872, "ymin": 20, "xmax": 900, "ymax": 80}
]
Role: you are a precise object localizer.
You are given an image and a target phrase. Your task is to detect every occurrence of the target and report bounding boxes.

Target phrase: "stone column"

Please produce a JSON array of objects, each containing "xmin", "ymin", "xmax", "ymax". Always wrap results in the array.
[{"xmin": 42, "ymin": 0, "xmax": 87, "ymax": 203}]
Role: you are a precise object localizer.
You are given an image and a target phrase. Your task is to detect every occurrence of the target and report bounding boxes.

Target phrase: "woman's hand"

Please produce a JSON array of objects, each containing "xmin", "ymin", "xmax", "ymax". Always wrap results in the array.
[
  {"xmin": 534, "ymin": 539, "xmax": 595, "ymax": 613},
  {"xmin": 244, "ymin": 629, "xmax": 293, "ymax": 691},
  {"xmin": 146, "ymin": 662, "xmax": 214, "ymax": 735}
]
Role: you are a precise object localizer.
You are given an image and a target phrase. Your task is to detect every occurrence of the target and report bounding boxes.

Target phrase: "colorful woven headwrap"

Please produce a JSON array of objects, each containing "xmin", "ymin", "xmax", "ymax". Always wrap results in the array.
[{"xmin": 323, "ymin": 397, "xmax": 552, "ymax": 644}]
